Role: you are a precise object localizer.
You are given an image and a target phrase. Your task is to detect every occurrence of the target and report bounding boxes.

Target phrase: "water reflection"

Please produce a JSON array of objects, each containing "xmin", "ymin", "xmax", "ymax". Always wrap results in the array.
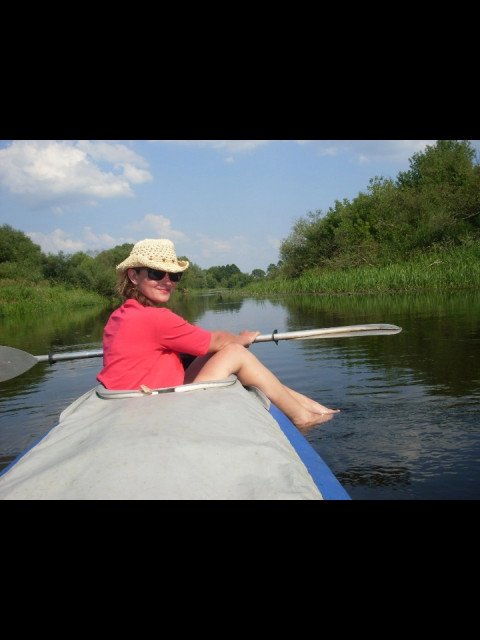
[
  {"xmin": 338, "ymin": 465, "xmax": 412, "ymax": 489},
  {"xmin": 1, "ymin": 305, "xmax": 111, "ymax": 354},
  {"xmin": 274, "ymin": 290, "xmax": 480, "ymax": 398}
]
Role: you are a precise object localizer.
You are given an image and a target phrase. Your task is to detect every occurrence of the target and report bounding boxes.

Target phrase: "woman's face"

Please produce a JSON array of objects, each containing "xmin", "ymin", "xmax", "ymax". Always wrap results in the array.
[{"xmin": 127, "ymin": 268, "xmax": 180, "ymax": 304}]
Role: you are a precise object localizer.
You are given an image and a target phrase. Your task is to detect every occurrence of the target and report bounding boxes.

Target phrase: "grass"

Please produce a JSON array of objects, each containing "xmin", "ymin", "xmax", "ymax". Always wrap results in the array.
[
  {"xmin": 243, "ymin": 244, "xmax": 480, "ymax": 295},
  {"xmin": 0, "ymin": 279, "xmax": 112, "ymax": 317}
]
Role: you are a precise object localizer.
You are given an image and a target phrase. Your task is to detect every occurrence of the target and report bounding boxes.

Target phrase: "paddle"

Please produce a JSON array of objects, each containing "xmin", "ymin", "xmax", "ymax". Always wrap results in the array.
[
  {"xmin": 253, "ymin": 323, "xmax": 402, "ymax": 343},
  {"xmin": 0, "ymin": 324, "xmax": 401, "ymax": 383}
]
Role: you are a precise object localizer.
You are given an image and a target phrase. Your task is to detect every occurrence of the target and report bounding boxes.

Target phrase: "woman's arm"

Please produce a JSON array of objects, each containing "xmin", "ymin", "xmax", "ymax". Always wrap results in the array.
[{"xmin": 207, "ymin": 330, "xmax": 260, "ymax": 353}]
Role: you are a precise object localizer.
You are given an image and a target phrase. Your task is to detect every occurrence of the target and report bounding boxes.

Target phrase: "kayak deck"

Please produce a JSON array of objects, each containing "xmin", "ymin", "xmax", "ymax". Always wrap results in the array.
[{"xmin": 0, "ymin": 376, "xmax": 350, "ymax": 500}]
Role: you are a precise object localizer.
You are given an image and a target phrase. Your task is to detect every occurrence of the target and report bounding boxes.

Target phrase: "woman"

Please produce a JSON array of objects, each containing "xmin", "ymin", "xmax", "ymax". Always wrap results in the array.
[{"xmin": 97, "ymin": 239, "xmax": 339, "ymax": 431}]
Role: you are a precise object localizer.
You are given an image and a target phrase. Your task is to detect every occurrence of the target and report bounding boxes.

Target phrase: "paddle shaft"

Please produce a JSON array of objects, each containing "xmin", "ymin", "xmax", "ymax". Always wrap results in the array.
[
  {"xmin": 0, "ymin": 324, "xmax": 402, "ymax": 382},
  {"xmin": 35, "ymin": 350, "xmax": 104, "ymax": 363}
]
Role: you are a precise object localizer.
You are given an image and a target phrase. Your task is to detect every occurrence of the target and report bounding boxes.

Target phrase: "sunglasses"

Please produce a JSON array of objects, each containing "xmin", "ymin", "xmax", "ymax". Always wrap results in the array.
[{"xmin": 142, "ymin": 268, "xmax": 183, "ymax": 282}]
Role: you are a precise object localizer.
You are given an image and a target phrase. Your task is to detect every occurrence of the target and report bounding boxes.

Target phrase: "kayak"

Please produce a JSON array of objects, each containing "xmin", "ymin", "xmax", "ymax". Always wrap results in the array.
[{"xmin": 0, "ymin": 376, "xmax": 350, "ymax": 500}]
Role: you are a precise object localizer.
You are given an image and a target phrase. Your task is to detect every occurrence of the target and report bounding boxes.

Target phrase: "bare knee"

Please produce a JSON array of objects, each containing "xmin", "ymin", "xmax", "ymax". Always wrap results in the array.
[
  {"xmin": 219, "ymin": 343, "xmax": 248, "ymax": 357},
  {"xmin": 212, "ymin": 342, "xmax": 250, "ymax": 368}
]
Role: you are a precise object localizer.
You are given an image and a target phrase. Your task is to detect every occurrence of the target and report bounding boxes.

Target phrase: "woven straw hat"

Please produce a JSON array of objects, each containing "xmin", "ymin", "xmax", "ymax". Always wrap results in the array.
[{"xmin": 116, "ymin": 239, "xmax": 189, "ymax": 275}]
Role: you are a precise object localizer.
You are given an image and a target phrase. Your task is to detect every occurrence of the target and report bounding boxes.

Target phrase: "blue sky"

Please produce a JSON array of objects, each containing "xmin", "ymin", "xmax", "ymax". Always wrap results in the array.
[{"xmin": 1, "ymin": 140, "xmax": 479, "ymax": 273}]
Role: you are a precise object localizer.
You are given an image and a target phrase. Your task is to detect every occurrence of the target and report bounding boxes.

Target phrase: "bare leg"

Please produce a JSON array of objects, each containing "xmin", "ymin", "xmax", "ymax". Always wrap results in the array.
[
  {"xmin": 183, "ymin": 353, "xmax": 215, "ymax": 383},
  {"xmin": 185, "ymin": 344, "xmax": 339, "ymax": 430}
]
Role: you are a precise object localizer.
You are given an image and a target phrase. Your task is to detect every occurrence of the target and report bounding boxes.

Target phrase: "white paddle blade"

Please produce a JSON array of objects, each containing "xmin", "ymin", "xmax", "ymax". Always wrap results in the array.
[
  {"xmin": 0, "ymin": 346, "xmax": 38, "ymax": 382},
  {"xmin": 254, "ymin": 324, "xmax": 402, "ymax": 343}
]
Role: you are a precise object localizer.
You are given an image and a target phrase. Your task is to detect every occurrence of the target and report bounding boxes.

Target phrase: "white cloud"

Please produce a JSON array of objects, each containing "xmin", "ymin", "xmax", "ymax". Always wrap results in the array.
[
  {"xmin": 154, "ymin": 139, "xmax": 441, "ymax": 165},
  {"xmin": 27, "ymin": 229, "xmax": 86, "ymax": 255},
  {"xmin": 157, "ymin": 140, "xmax": 270, "ymax": 154},
  {"xmin": 299, "ymin": 140, "xmax": 437, "ymax": 164},
  {"xmin": 27, "ymin": 226, "xmax": 129, "ymax": 255},
  {"xmin": 76, "ymin": 140, "xmax": 148, "ymax": 166},
  {"xmin": 82, "ymin": 226, "xmax": 118, "ymax": 248},
  {"xmin": 194, "ymin": 234, "xmax": 249, "ymax": 261},
  {"xmin": 266, "ymin": 235, "xmax": 281, "ymax": 250},
  {"xmin": 0, "ymin": 140, "xmax": 153, "ymax": 208},
  {"xmin": 121, "ymin": 163, "xmax": 153, "ymax": 184},
  {"xmin": 125, "ymin": 213, "xmax": 188, "ymax": 243}
]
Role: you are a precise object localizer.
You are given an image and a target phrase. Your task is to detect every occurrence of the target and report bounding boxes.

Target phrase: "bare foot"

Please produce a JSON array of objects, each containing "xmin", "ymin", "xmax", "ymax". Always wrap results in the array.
[
  {"xmin": 292, "ymin": 408, "xmax": 338, "ymax": 433},
  {"xmin": 287, "ymin": 387, "xmax": 340, "ymax": 416}
]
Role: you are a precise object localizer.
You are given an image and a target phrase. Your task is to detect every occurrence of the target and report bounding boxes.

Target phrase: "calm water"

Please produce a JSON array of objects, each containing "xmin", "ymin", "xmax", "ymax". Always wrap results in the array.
[{"xmin": 1, "ymin": 290, "xmax": 479, "ymax": 500}]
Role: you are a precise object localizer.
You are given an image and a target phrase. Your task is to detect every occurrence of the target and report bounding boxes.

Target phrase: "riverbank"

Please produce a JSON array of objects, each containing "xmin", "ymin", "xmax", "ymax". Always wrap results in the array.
[
  {"xmin": 0, "ymin": 279, "xmax": 113, "ymax": 318},
  {"xmin": 1, "ymin": 244, "xmax": 479, "ymax": 317},
  {"xmin": 243, "ymin": 244, "xmax": 480, "ymax": 295}
]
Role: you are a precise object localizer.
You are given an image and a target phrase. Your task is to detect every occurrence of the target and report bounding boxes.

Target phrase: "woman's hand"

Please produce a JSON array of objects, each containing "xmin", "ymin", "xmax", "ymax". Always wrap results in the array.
[{"xmin": 239, "ymin": 330, "xmax": 260, "ymax": 347}]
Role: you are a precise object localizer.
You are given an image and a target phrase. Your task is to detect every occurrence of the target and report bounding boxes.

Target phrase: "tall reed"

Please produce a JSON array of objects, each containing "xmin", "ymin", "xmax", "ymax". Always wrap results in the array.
[
  {"xmin": 245, "ymin": 245, "xmax": 480, "ymax": 295},
  {"xmin": 0, "ymin": 280, "xmax": 111, "ymax": 317}
]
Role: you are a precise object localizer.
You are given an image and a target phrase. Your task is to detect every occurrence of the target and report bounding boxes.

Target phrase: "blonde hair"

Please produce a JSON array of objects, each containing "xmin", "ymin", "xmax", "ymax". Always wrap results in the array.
[{"xmin": 116, "ymin": 270, "xmax": 157, "ymax": 308}]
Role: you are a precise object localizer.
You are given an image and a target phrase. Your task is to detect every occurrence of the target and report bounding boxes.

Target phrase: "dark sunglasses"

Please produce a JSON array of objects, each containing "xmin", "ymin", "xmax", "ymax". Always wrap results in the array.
[{"xmin": 142, "ymin": 268, "xmax": 183, "ymax": 282}]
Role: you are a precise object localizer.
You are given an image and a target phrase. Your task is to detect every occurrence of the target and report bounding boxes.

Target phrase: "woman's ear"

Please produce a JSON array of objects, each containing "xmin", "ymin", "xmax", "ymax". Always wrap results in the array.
[{"xmin": 127, "ymin": 268, "xmax": 139, "ymax": 285}]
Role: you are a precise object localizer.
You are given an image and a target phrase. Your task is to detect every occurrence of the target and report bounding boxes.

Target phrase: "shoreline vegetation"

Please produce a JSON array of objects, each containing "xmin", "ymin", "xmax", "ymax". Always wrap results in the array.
[
  {"xmin": 0, "ymin": 281, "xmax": 112, "ymax": 317},
  {"xmin": 1, "ymin": 141, "xmax": 479, "ymax": 317},
  {"xmin": 1, "ymin": 243, "xmax": 479, "ymax": 318},
  {"xmin": 243, "ymin": 243, "xmax": 480, "ymax": 296}
]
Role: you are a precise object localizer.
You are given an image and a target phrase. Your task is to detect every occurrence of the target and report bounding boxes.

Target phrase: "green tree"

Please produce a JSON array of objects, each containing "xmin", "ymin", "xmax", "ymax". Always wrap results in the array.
[
  {"xmin": 279, "ymin": 140, "xmax": 480, "ymax": 278},
  {"xmin": 95, "ymin": 243, "xmax": 134, "ymax": 269},
  {"xmin": 394, "ymin": 140, "xmax": 480, "ymax": 250},
  {"xmin": 0, "ymin": 224, "xmax": 44, "ymax": 267},
  {"xmin": 180, "ymin": 260, "xmax": 207, "ymax": 290},
  {"xmin": 42, "ymin": 251, "xmax": 71, "ymax": 283},
  {"xmin": 227, "ymin": 272, "xmax": 253, "ymax": 288},
  {"xmin": 396, "ymin": 140, "xmax": 476, "ymax": 189},
  {"xmin": 279, "ymin": 209, "xmax": 340, "ymax": 276},
  {"xmin": 206, "ymin": 264, "xmax": 242, "ymax": 286}
]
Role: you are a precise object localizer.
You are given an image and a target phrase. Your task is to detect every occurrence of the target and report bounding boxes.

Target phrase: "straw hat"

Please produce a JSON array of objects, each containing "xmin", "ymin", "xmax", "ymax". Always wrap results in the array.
[{"xmin": 116, "ymin": 239, "xmax": 189, "ymax": 274}]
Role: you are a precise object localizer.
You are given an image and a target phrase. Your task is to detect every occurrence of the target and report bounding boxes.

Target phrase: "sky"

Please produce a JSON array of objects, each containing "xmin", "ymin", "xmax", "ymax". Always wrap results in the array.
[{"xmin": 1, "ymin": 139, "xmax": 479, "ymax": 274}]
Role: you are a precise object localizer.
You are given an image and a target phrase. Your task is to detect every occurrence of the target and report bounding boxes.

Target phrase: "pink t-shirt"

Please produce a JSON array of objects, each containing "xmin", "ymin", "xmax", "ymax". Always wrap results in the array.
[{"xmin": 97, "ymin": 299, "xmax": 212, "ymax": 390}]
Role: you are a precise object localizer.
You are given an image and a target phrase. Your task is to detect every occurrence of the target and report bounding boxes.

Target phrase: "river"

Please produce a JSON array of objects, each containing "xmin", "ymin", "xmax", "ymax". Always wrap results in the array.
[{"xmin": 1, "ymin": 290, "xmax": 479, "ymax": 500}]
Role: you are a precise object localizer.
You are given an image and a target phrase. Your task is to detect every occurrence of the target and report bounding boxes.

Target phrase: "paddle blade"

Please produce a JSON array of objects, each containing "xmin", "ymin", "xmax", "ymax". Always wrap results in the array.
[
  {"xmin": 0, "ymin": 346, "xmax": 38, "ymax": 382},
  {"xmin": 254, "ymin": 324, "xmax": 402, "ymax": 343}
]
